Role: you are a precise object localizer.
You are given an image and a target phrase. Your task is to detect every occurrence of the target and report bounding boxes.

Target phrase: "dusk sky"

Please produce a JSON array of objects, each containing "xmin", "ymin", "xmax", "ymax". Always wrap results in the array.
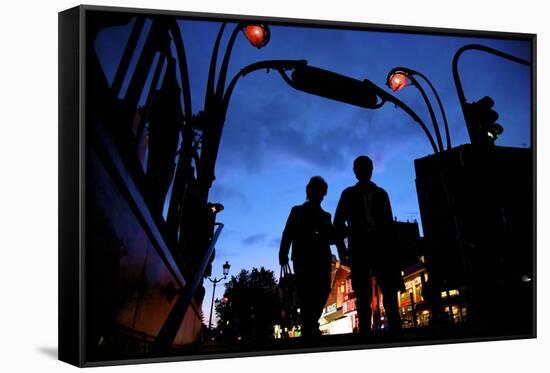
[{"xmin": 95, "ymin": 17, "xmax": 531, "ymax": 325}]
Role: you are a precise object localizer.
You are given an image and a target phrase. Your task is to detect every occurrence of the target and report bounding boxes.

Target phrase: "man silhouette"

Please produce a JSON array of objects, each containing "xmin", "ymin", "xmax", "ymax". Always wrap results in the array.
[
  {"xmin": 279, "ymin": 176, "xmax": 334, "ymax": 338},
  {"xmin": 334, "ymin": 156, "xmax": 402, "ymax": 334}
]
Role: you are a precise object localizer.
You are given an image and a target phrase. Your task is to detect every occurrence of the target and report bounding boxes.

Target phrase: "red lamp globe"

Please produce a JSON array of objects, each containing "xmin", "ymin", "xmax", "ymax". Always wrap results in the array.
[
  {"xmin": 243, "ymin": 24, "xmax": 270, "ymax": 49},
  {"xmin": 388, "ymin": 72, "xmax": 409, "ymax": 92}
]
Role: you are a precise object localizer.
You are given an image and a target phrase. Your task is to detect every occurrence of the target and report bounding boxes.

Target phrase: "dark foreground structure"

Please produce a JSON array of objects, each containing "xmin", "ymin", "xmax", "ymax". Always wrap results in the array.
[{"xmin": 414, "ymin": 144, "xmax": 533, "ymax": 332}]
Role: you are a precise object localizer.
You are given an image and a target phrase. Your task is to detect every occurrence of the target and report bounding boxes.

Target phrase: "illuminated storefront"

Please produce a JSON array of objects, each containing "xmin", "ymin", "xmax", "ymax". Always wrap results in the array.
[
  {"xmin": 398, "ymin": 257, "xmax": 467, "ymax": 328},
  {"xmin": 398, "ymin": 262, "xmax": 431, "ymax": 328},
  {"xmin": 320, "ymin": 255, "xmax": 468, "ymax": 334},
  {"xmin": 319, "ymin": 259, "xmax": 358, "ymax": 335},
  {"xmin": 273, "ymin": 324, "xmax": 302, "ymax": 339}
]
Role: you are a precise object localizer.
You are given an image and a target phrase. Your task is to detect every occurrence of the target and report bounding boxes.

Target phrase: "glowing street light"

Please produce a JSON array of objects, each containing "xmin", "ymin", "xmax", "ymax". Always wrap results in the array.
[
  {"xmin": 209, "ymin": 202, "xmax": 225, "ymax": 214},
  {"xmin": 386, "ymin": 67, "xmax": 449, "ymax": 151},
  {"xmin": 242, "ymin": 24, "xmax": 270, "ymax": 49},
  {"xmin": 199, "ymin": 22, "xmax": 272, "ymax": 192},
  {"xmin": 388, "ymin": 71, "xmax": 409, "ymax": 92}
]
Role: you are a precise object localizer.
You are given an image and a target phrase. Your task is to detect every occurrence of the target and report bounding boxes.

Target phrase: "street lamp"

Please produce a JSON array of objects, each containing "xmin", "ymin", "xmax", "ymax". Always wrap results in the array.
[
  {"xmin": 193, "ymin": 22, "xmax": 273, "ymax": 196},
  {"xmin": 386, "ymin": 67, "xmax": 451, "ymax": 151},
  {"xmin": 207, "ymin": 261, "xmax": 231, "ymax": 331},
  {"xmin": 243, "ymin": 24, "xmax": 270, "ymax": 49},
  {"xmin": 385, "ymin": 66, "xmax": 462, "ymax": 327},
  {"xmin": 388, "ymin": 71, "xmax": 408, "ymax": 92},
  {"xmin": 222, "ymin": 260, "xmax": 231, "ymax": 276}
]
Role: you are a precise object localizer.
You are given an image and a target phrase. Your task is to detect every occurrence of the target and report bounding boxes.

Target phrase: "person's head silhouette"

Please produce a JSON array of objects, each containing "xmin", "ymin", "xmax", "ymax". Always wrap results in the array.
[
  {"xmin": 353, "ymin": 155, "xmax": 373, "ymax": 183},
  {"xmin": 306, "ymin": 176, "xmax": 328, "ymax": 205}
]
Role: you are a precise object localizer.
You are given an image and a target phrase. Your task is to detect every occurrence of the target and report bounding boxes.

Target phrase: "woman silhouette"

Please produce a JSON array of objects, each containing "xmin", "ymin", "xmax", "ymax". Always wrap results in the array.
[{"xmin": 279, "ymin": 176, "xmax": 334, "ymax": 337}]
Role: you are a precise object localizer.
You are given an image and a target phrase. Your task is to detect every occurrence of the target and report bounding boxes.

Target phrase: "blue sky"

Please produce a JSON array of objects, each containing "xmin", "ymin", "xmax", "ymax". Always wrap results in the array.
[{"xmin": 95, "ymin": 17, "xmax": 531, "ymax": 324}]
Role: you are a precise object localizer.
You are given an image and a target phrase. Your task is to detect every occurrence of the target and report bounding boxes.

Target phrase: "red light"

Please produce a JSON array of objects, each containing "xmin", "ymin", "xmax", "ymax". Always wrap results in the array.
[
  {"xmin": 243, "ymin": 24, "xmax": 270, "ymax": 49},
  {"xmin": 388, "ymin": 72, "xmax": 408, "ymax": 92}
]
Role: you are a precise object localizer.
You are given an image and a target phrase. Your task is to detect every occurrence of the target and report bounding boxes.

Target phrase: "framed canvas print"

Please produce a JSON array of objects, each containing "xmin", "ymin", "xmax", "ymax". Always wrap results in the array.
[{"xmin": 58, "ymin": 4, "xmax": 536, "ymax": 367}]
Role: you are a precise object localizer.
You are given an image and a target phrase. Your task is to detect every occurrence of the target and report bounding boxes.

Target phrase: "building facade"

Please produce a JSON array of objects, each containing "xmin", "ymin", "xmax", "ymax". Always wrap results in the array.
[{"xmin": 319, "ymin": 221, "xmax": 468, "ymax": 335}]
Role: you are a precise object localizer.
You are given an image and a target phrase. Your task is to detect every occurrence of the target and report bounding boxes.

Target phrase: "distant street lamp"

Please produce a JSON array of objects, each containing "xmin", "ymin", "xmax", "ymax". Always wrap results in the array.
[
  {"xmin": 222, "ymin": 260, "xmax": 231, "ymax": 276},
  {"xmin": 207, "ymin": 261, "xmax": 231, "ymax": 331}
]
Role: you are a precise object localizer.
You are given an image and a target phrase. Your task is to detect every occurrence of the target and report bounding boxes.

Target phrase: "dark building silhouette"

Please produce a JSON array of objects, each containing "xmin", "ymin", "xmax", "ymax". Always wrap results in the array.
[{"xmin": 414, "ymin": 144, "xmax": 533, "ymax": 331}]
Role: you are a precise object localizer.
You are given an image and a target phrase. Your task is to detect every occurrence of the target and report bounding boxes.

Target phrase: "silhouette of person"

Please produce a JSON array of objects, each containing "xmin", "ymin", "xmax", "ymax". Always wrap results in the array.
[
  {"xmin": 334, "ymin": 156, "xmax": 402, "ymax": 334},
  {"xmin": 279, "ymin": 176, "xmax": 334, "ymax": 338}
]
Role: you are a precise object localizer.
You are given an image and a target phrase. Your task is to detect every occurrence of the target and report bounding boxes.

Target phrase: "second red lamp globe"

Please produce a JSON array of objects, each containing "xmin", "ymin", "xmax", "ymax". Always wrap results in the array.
[
  {"xmin": 243, "ymin": 24, "xmax": 271, "ymax": 49},
  {"xmin": 388, "ymin": 71, "xmax": 409, "ymax": 91}
]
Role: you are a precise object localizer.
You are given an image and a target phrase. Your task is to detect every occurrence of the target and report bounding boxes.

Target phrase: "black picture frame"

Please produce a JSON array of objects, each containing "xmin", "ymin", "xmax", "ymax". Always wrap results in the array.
[{"xmin": 59, "ymin": 4, "xmax": 536, "ymax": 367}]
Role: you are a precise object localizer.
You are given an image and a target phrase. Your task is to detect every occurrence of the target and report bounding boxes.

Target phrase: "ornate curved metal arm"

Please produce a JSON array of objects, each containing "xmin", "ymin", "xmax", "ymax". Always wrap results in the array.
[
  {"xmin": 452, "ymin": 44, "xmax": 531, "ymax": 144},
  {"xmin": 168, "ymin": 20, "xmax": 193, "ymax": 120},
  {"xmin": 388, "ymin": 67, "xmax": 446, "ymax": 152},
  {"xmin": 205, "ymin": 22, "xmax": 227, "ymax": 109},
  {"xmin": 413, "ymin": 70, "xmax": 452, "ymax": 150},
  {"xmin": 408, "ymin": 73, "xmax": 444, "ymax": 152},
  {"xmin": 215, "ymin": 23, "xmax": 243, "ymax": 100},
  {"xmin": 220, "ymin": 59, "xmax": 439, "ymax": 154},
  {"xmin": 221, "ymin": 59, "xmax": 308, "ymax": 115},
  {"xmin": 372, "ymin": 83, "xmax": 440, "ymax": 154}
]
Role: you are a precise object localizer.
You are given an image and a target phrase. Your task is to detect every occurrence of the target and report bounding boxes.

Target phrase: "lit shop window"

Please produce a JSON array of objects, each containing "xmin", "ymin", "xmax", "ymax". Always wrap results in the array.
[
  {"xmin": 343, "ymin": 298, "xmax": 356, "ymax": 313},
  {"xmin": 441, "ymin": 289, "xmax": 460, "ymax": 298}
]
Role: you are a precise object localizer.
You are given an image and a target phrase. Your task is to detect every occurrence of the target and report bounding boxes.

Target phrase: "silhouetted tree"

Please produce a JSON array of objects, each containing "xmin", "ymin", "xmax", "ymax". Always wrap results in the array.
[{"xmin": 214, "ymin": 267, "xmax": 278, "ymax": 342}]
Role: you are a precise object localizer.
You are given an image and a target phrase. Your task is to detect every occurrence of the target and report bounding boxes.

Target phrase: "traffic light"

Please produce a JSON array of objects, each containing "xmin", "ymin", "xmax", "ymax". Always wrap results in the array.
[{"xmin": 464, "ymin": 96, "xmax": 503, "ymax": 147}]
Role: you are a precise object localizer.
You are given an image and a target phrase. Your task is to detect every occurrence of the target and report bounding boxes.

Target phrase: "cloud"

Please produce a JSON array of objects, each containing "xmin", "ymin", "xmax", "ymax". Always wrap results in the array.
[
  {"xmin": 215, "ymin": 54, "xmax": 443, "ymax": 179},
  {"xmin": 209, "ymin": 183, "xmax": 246, "ymax": 203},
  {"xmin": 216, "ymin": 251, "xmax": 241, "ymax": 259},
  {"xmin": 221, "ymin": 87, "xmax": 427, "ymax": 179},
  {"xmin": 242, "ymin": 233, "xmax": 267, "ymax": 246}
]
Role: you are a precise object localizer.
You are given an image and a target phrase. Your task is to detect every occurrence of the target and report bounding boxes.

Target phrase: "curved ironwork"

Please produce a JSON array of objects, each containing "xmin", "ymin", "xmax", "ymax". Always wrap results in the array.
[
  {"xmin": 452, "ymin": 44, "xmax": 531, "ymax": 144},
  {"xmin": 205, "ymin": 22, "xmax": 227, "ymax": 109},
  {"xmin": 414, "ymin": 70, "xmax": 452, "ymax": 150},
  {"xmin": 391, "ymin": 67, "xmax": 451, "ymax": 150},
  {"xmin": 374, "ymin": 85, "xmax": 440, "ymax": 154},
  {"xmin": 221, "ymin": 59, "xmax": 308, "ymax": 114},
  {"xmin": 168, "ymin": 20, "xmax": 193, "ymax": 120},
  {"xmin": 388, "ymin": 67, "xmax": 446, "ymax": 152},
  {"xmin": 220, "ymin": 59, "xmax": 439, "ymax": 154},
  {"xmin": 215, "ymin": 24, "xmax": 243, "ymax": 100}
]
